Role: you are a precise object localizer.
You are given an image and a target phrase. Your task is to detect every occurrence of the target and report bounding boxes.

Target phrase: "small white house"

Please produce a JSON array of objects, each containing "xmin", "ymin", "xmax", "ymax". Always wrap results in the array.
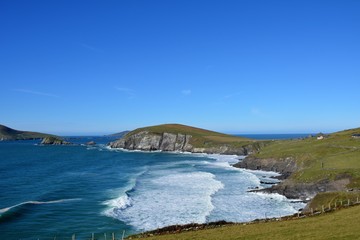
[{"xmin": 317, "ymin": 136, "xmax": 324, "ymax": 140}]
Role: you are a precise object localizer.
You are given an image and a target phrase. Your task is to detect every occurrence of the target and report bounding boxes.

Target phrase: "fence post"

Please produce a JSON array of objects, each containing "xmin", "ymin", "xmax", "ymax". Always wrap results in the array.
[
  {"xmin": 348, "ymin": 199, "xmax": 350, "ymax": 206},
  {"xmin": 357, "ymin": 197, "xmax": 359, "ymax": 203},
  {"xmin": 322, "ymin": 205, "xmax": 325, "ymax": 213},
  {"xmin": 335, "ymin": 201, "xmax": 337, "ymax": 208},
  {"xmin": 92, "ymin": 233, "xmax": 94, "ymax": 240},
  {"xmin": 112, "ymin": 232, "xmax": 115, "ymax": 240},
  {"xmin": 72, "ymin": 234, "xmax": 75, "ymax": 240},
  {"xmin": 104, "ymin": 233, "xmax": 107, "ymax": 240},
  {"xmin": 122, "ymin": 230, "xmax": 125, "ymax": 240},
  {"xmin": 311, "ymin": 208, "xmax": 313, "ymax": 215},
  {"xmin": 328, "ymin": 203, "xmax": 331, "ymax": 210}
]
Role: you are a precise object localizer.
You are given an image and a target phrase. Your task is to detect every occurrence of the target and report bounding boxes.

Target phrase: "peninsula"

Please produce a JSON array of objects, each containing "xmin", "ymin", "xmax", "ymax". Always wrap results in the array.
[
  {"xmin": 0, "ymin": 124, "xmax": 54, "ymax": 141},
  {"xmin": 0, "ymin": 124, "xmax": 70, "ymax": 145},
  {"xmin": 108, "ymin": 123, "xmax": 266, "ymax": 155}
]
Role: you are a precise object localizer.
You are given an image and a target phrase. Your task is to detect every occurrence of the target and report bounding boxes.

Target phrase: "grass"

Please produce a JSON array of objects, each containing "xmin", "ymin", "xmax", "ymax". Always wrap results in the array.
[
  {"xmin": 129, "ymin": 205, "xmax": 360, "ymax": 240},
  {"xmin": 252, "ymin": 127, "xmax": 360, "ymax": 187}
]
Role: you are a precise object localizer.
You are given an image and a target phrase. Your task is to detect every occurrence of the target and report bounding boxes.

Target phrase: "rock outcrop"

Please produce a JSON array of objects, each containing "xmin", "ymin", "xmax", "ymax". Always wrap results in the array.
[
  {"xmin": 233, "ymin": 156, "xmax": 298, "ymax": 179},
  {"xmin": 41, "ymin": 136, "xmax": 71, "ymax": 145},
  {"xmin": 85, "ymin": 141, "xmax": 96, "ymax": 146},
  {"xmin": 234, "ymin": 156, "xmax": 352, "ymax": 202},
  {"xmin": 109, "ymin": 131, "xmax": 193, "ymax": 152},
  {"xmin": 109, "ymin": 130, "xmax": 263, "ymax": 155}
]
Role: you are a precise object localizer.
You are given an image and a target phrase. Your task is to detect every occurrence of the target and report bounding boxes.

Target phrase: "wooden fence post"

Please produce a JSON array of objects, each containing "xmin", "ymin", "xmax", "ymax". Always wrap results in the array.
[
  {"xmin": 122, "ymin": 230, "xmax": 125, "ymax": 240},
  {"xmin": 328, "ymin": 203, "xmax": 331, "ymax": 210},
  {"xmin": 348, "ymin": 199, "xmax": 350, "ymax": 206},
  {"xmin": 311, "ymin": 208, "xmax": 313, "ymax": 215},
  {"xmin": 112, "ymin": 232, "xmax": 115, "ymax": 240},
  {"xmin": 322, "ymin": 205, "xmax": 325, "ymax": 213},
  {"xmin": 104, "ymin": 233, "xmax": 107, "ymax": 240},
  {"xmin": 72, "ymin": 234, "xmax": 75, "ymax": 240},
  {"xmin": 335, "ymin": 201, "xmax": 337, "ymax": 208},
  {"xmin": 92, "ymin": 233, "xmax": 94, "ymax": 240}
]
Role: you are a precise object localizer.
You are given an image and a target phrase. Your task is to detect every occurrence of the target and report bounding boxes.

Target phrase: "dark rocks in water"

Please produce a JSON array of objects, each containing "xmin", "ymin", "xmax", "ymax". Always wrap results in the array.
[
  {"xmin": 233, "ymin": 156, "xmax": 298, "ymax": 175},
  {"xmin": 40, "ymin": 136, "xmax": 71, "ymax": 145},
  {"xmin": 85, "ymin": 141, "xmax": 96, "ymax": 146},
  {"xmin": 260, "ymin": 180, "xmax": 278, "ymax": 185}
]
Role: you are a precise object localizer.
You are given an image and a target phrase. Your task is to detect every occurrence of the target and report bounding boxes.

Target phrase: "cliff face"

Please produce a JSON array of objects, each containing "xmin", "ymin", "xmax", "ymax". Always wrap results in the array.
[
  {"xmin": 109, "ymin": 131, "xmax": 261, "ymax": 155},
  {"xmin": 109, "ymin": 131, "xmax": 193, "ymax": 152},
  {"xmin": 40, "ymin": 136, "xmax": 71, "ymax": 145},
  {"xmin": 233, "ymin": 156, "xmax": 298, "ymax": 179}
]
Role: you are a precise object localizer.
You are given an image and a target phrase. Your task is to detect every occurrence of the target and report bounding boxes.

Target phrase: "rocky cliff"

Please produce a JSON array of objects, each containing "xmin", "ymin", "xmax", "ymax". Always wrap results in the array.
[
  {"xmin": 109, "ymin": 131, "xmax": 193, "ymax": 152},
  {"xmin": 234, "ymin": 156, "xmax": 351, "ymax": 202},
  {"xmin": 40, "ymin": 136, "xmax": 71, "ymax": 145},
  {"xmin": 233, "ymin": 156, "xmax": 298, "ymax": 180},
  {"xmin": 109, "ymin": 130, "xmax": 263, "ymax": 155}
]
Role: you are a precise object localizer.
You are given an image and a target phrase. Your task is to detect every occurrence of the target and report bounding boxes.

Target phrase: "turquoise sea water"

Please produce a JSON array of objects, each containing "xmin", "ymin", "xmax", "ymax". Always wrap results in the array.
[{"xmin": 0, "ymin": 137, "xmax": 304, "ymax": 240}]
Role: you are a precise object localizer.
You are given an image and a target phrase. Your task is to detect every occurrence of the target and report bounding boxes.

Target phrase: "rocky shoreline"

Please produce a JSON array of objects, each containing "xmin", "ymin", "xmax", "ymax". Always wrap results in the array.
[{"xmin": 233, "ymin": 156, "xmax": 351, "ymax": 204}]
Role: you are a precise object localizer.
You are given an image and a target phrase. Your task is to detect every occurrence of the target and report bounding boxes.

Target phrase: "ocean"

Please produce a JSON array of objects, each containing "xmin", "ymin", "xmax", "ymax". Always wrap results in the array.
[{"xmin": 0, "ymin": 137, "xmax": 305, "ymax": 239}]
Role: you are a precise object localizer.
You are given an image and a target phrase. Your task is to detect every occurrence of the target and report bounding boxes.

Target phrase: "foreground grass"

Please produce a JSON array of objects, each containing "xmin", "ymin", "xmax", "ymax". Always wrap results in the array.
[{"xmin": 131, "ymin": 205, "xmax": 360, "ymax": 240}]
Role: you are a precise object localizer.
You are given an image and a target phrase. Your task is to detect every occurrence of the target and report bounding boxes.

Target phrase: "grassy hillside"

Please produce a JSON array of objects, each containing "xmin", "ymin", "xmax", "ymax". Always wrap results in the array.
[
  {"xmin": 126, "ymin": 123, "xmax": 256, "ymax": 148},
  {"xmin": 0, "ymin": 124, "xmax": 54, "ymax": 140},
  {"xmin": 252, "ymin": 127, "xmax": 360, "ymax": 187},
  {"xmin": 131, "ymin": 205, "xmax": 360, "ymax": 240}
]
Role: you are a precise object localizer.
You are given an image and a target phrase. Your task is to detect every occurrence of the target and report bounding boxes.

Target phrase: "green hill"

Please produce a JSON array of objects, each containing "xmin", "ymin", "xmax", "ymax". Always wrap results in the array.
[
  {"xmin": 237, "ymin": 127, "xmax": 360, "ymax": 208},
  {"xmin": 254, "ymin": 127, "xmax": 360, "ymax": 185},
  {"xmin": 126, "ymin": 123, "xmax": 254, "ymax": 148},
  {"xmin": 0, "ymin": 124, "xmax": 54, "ymax": 140}
]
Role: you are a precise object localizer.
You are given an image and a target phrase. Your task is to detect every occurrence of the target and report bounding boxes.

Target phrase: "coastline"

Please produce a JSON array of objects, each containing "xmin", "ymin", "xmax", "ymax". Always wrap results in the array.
[
  {"xmin": 107, "ymin": 146, "xmax": 304, "ymax": 219},
  {"xmin": 107, "ymin": 145, "xmax": 303, "ymax": 198}
]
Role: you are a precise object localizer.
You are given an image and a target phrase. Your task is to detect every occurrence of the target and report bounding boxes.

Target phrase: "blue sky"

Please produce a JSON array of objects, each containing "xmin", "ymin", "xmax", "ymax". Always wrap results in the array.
[{"xmin": 1, "ymin": 0, "xmax": 359, "ymax": 135}]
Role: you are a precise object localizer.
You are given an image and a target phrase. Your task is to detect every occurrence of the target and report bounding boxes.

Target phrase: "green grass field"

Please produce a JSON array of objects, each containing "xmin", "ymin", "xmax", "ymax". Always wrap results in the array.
[
  {"xmin": 253, "ymin": 128, "xmax": 360, "ymax": 187},
  {"xmin": 130, "ymin": 205, "xmax": 360, "ymax": 240}
]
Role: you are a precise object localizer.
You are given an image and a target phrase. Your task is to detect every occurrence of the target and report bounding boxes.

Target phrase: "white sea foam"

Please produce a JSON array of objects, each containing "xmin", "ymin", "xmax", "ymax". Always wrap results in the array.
[
  {"xmin": 106, "ymin": 171, "xmax": 223, "ymax": 231},
  {"xmin": 103, "ymin": 149, "xmax": 304, "ymax": 230},
  {"xmin": 102, "ymin": 169, "xmax": 147, "ymax": 218},
  {"xmin": 0, "ymin": 198, "xmax": 82, "ymax": 215}
]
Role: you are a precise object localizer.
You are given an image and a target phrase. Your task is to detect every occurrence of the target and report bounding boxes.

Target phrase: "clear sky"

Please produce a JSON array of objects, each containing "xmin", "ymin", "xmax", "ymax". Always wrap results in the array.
[{"xmin": 1, "ymin": 0, "xmax": 359, "ymax": 135}]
